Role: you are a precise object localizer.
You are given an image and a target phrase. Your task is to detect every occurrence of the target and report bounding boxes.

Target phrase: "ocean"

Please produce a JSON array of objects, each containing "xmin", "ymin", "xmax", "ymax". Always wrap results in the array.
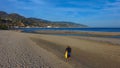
[{"xmin": 16, "ymin": 28, "xmax": 120, "ymax": 32}]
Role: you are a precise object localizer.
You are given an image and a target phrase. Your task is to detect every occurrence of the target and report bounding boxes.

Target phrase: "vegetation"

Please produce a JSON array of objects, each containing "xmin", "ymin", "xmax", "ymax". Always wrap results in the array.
[{"xmin": 0, "ymin": 25, "xmax": 8, "ymax": 30}]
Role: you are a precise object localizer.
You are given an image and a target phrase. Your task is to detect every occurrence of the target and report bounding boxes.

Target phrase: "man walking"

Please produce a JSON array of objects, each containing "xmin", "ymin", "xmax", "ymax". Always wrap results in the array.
[{"xmin": 65, "ymin": 46, "xmax": 72, "ymax": 62}]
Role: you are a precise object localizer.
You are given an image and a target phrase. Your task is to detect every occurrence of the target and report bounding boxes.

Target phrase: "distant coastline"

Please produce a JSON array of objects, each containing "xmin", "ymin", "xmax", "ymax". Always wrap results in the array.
[{"xmin": 0, "ymin": 11, "xmax": 87, "ymax": 29}]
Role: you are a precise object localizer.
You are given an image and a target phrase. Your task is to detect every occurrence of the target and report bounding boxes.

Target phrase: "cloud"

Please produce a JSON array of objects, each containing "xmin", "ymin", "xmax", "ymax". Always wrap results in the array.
[
  {"xmin": 100, "ymin": 0, "xmax": 120, "ymax": 16},
  {"xmin": 67, "ymin": 0, "xmax": 107, "ymax": 9},
  {"xmin": 5, "ymin": 0, "xmax": 120, "ymax": 17},
  {"xmin": 30, "ymin": 0, "xmax": 47, "ymax": 5},
  {"xmin": 48, "ymin": 0, "xmax": 107, "ymax": 16},
  {"xmin": 55, "ymin": 7, "xmax": 99, "ymax": 13},
  {"xmin": 6, "ymin": 0, "xmax": 49, "ymax": 10},
  {"xmin": 100, "ymin": 0, "xmax": 120, "ymax": 10},
  {"xmin": 65, "ymin": 0, "xmax": 119, "ymax": 13},
  {"xmin": 7, "ymin": 0, "xmax": 45, "ymax": 4}
]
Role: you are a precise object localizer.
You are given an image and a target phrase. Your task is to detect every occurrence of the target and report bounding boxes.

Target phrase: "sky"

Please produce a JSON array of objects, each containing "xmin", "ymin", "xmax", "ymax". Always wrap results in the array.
[{"xmin": 0, "ymin": 0, "xmax": 120, "ymax": 27}]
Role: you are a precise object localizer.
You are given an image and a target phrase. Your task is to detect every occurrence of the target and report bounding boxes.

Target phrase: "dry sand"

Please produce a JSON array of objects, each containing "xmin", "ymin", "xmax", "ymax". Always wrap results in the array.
[
  {"xmin": 0, "ymin": 30, "xmax": 120, "ymax": 68},
  {"xmin": 0, "ymin": 30, "xmax": 73, "ymax": 68}
]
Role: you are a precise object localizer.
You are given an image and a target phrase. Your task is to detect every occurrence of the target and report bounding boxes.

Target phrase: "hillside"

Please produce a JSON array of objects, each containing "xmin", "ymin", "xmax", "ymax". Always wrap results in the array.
[{"xmin": 0, "ymin": 11, "xmax": 88, "ymax": 29}]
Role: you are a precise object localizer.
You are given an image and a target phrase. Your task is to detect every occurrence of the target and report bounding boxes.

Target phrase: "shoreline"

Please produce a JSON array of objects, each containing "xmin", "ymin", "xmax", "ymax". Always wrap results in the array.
[{"xmin": 34, "ymin": 30, "xmax": 120, "ymax": 45}]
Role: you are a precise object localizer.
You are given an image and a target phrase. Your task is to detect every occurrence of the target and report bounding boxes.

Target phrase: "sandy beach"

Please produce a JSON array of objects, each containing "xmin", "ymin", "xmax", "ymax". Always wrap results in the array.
[
  {"xmin": 0, "ymin": 30, "xmax": 73, "ymax": 68},
  {"xmin": 0, "ymin": 30, "xmax": 120, "ymax": 68}
]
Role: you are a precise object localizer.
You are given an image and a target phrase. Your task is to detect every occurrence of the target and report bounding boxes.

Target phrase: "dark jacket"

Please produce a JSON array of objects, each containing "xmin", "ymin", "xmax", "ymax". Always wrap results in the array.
[{"xmin": 65, "ymin": 47, "xmax": 71, "ymax": 53}]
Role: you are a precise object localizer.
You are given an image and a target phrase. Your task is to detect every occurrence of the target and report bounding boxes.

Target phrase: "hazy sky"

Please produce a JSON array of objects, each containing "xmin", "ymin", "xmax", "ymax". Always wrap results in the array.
[{"xmin": 0, "ymin": 0, "xmax": 120, "ymax": 27}]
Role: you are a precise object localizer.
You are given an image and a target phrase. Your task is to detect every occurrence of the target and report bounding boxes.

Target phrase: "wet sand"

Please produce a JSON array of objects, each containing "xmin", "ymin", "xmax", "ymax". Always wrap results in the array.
[
  {"xmin": 35, "ymin": 30, "xmax": 120, "ymax": 36},
  {"xmin": 30, "ymin": 32, "xmax": 120, "ymax": 68}
]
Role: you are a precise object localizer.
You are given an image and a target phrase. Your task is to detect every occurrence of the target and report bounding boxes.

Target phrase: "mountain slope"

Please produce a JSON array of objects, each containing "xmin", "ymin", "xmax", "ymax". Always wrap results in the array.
[{"xmin": 0, "ymin": 11, "xmax": 88, "ymax": 28}]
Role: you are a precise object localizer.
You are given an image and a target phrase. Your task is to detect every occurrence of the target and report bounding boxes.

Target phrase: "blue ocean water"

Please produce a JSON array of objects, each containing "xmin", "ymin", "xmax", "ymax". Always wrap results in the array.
[{"xmin": 16, "ymin": 28, "xmax": 120, "ymax": 32}]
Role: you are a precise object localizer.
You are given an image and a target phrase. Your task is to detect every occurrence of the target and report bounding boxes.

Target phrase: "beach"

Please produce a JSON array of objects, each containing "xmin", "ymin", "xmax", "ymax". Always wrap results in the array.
[{"xmin": 0, "ymin": 30, "xmax": 120, "ymax": 68}]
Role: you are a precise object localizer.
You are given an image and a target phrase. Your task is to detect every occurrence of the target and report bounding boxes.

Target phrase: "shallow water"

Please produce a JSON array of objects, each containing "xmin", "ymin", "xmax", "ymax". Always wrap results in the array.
[{"xmin": 16, "ymin": 28, "xmax": 120, "ymax": 39}]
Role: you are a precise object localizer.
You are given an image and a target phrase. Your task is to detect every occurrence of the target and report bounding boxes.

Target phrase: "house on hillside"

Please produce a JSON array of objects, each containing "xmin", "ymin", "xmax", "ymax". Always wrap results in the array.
[{"xmin": 47, "ymin": 26, "xmax": 52, "ymax": 28}]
